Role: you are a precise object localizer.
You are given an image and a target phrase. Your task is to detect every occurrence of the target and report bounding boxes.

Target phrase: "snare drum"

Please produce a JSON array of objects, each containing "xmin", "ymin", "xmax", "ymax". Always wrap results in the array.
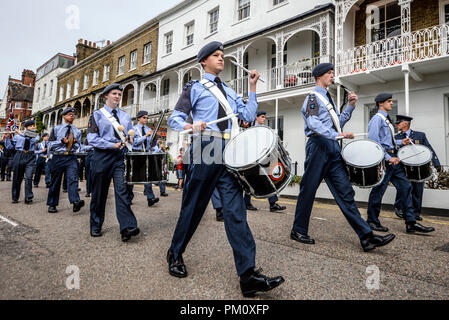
[
  {"xmin": 398, "ymin": 144, "xmax": 433, "ymax": 182},
  {"xmin": 125, "ymin": 152, "xmax": 168, "ymax": 185},
  {"xmin": 341, "ymin": 139, "xmax": 386, "ymax": 188},
  {"xmin": 223, "ymin": 126, "xmax": 292, "ymax": 198}
]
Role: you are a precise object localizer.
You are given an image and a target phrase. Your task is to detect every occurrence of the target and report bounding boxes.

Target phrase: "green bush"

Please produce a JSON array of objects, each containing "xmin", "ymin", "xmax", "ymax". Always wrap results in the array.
[{"xmin": 289, "ymin": 175, "xmax": 302, "ymax": 186}]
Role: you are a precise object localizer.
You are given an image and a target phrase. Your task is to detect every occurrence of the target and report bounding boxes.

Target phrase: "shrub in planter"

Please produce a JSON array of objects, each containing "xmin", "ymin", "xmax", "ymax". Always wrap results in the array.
[{"xmin": 289, "ymin": 175, "xmax": 302, "ymax": 186}]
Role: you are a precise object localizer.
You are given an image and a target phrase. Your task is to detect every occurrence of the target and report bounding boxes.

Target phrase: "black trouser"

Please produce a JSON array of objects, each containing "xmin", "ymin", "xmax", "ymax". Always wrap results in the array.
[
  {"xmin": 12, "ymin": 151, "xmax": 36, "ymax": 201},
  {"xmin": 33, "ymin": 156, "xmax": 46, "ymax": 186}
]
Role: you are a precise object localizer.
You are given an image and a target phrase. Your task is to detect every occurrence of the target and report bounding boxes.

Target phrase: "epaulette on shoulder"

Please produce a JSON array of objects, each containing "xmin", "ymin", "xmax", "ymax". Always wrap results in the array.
[{"xmin": 183, "ymin": 80, "xmax": 197, "ymax": 91}]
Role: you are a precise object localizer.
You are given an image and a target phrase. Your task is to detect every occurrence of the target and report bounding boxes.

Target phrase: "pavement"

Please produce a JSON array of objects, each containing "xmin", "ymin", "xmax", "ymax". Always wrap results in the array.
[{"xmin": 1, "ymin": 180, "xmax": 448, "ymax": 300}]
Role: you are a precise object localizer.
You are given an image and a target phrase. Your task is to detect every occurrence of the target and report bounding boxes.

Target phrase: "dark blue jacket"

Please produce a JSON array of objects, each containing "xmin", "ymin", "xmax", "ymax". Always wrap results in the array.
[{"xmin": 395, "ymin": 130, "xmax": 440, "ymax": 167}]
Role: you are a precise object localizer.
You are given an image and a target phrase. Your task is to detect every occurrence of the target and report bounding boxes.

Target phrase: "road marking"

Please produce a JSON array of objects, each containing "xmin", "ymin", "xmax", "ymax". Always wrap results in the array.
[
  {"xmin": 313, "ymin": 217, "xmax": 327, "ymax": 221},
  {"xmin": 0, "ymin": 215, "xmax": 18, "ymax": 227}
]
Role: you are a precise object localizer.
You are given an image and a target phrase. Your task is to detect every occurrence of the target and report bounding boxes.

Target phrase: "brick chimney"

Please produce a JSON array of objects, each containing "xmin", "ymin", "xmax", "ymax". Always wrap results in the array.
[
  {"xmin": 76, "ymin": 38, "xmax": 101, "ymax": 63},
  {"xmin": 21, "ymin": 69, "xmax": 36, "ymax": 87}
]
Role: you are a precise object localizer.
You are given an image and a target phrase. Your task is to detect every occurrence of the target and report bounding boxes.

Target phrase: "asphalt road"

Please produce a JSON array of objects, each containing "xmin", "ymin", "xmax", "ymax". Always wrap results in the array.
[{"xmin": 1, "ymin": 180, "xmax": 448, "ymax": 300}]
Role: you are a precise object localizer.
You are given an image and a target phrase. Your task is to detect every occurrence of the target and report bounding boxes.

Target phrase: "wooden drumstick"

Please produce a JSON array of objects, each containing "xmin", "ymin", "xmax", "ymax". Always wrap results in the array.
[
  {"xmin": 230, "ymin": 60, "xmax": 265, "ymax": 83},
  {"xmin": 336, "ymin": 133, "xmax": 368, "ymax": 140},
  {"xmin": 180, "ymin": 113, "xmax": 239, "ymax": 135}
]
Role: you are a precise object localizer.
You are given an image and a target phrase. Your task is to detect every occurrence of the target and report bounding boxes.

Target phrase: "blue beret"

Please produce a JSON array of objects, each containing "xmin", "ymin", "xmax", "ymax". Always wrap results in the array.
[
  {"xmin": 62, "ymin": 107, "xmax": 76, "ymax": 115},
  {"xmin": 102, "ymin": 83, "xmax": 123, "ymax": 96},
  {"xmin": 24, "ymin": 120, "xmax": 35, "ymax": 128},
  {"xmin": 312, "ymin": 63, "xmax": 334, "ymax": 77},
  {"xmin": 137, "ymin": 110, "xmax": 148, "ymax": 119},
  {"xmin": 197, "ymin": 41, "xmax": 224, "ymax": 62},
  {"xmin": 375, "ymin": 93, "xmax": 393, "ymax": 103},
  {"xmin": 395, "ymin": 114, "xmax": 413, "ymax": 124},
  {"xmin": 257, "ymin": 111, "xmax": 267, "ymax": 117},
  {"xmin": 42, "ymin": 132, "xmax": 49, "ymax": 138}
]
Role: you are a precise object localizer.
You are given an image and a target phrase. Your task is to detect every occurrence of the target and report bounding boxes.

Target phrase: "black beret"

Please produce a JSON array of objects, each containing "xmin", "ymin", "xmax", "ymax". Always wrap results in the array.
[
  {"xmin": 137, "ymin": 110, "xmax": 149, "ymax": 119},
  {"xmin": 24, "ymin": 120, "xmax": 35, "ymax": 128},
  {"xmin": 375, "ymin": 93, "xmax": 393, "ymax": 103},
  {"xmin": 62, "ymin": 107, "xmax": 76, "ymax": 115},
  {"xmin": 312, "ymin": 63, "xmax": 334, "ymax": 77},
  {"xmin": 257, "ymin": 111, "xmax": 267, "ymax": 117},
  {"xmin": 102, "ymin": 83, "xmax": 123, "ymax": 96},
  {"xmin": 42, "ymin": 133, "xmax": 49, "ymax": 138},
  {"xmin": 197, "ymin": 41, "xmax": 224, "ymax": 62},
  {"xmin": 395, "ymin": 115, "xmax": 413, "ymax": 124}
]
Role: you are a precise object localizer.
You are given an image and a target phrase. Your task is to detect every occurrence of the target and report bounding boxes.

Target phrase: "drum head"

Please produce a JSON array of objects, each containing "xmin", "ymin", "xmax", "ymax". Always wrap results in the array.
[
  {"xmin": 342, "ymin": 140, "xmax": 384, "ymax": 167},
  {"xmin": 398, "ymin": 144, "xmax": 431, "ymax": 165},
  {"xmin": 224, "ymin": 126, "xmax": 276, "ymax": 169}
]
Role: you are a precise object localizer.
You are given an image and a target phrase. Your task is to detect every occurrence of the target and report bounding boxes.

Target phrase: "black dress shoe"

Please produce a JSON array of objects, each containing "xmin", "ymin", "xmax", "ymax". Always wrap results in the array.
[
  {"xmin": 46, "ymin": 184, "xmax": 50, "ymax": 188},
  {"xmin": 290, "ymin": 230, "xmax": 315, "ymax": 244},
  {"xmin": 90, "ymin": 230, "xmax": 103, "ymax": 237},
  {"xmin": 85, "ymin": 193, "xmax": 91, "ymax": 198},
  {"xmin": 240, "ymin": 269, "xmax": 285, "ymax": 298},
  {"xmin": 406, "ymin": 222, "xmax": 435, "ymax": 233},
  {"xmin": 160, "ymin": 193, "xmax": 168, "ymax": 197},
  {"xmin": 216, "ymin": 208, "xmax": 224, "ymax": 222},
  {"xmin": 270, "ymin": 203, "xmax": 286, "ymax": 212},
  {"xmin": 63, "ymin": 189, "xmax": 68, "ymax": 193},
  {"xmin": 361, "ymin": 233, "xmax": 396, "ymax": 252},
  {"xmin": 48, "ymin": 206, "xmax": 58, "ymax": 213},
  {"xmin": 72, "ymin": 200, "xmax": 85, "ymax": 213},
  {"xmin": 121, "ymin": 227, "xmax": 141, "ymax": 242},
  {"xmin": 394, "ymin": 208, "xmax": 404, "ymax": 219},
  {"xmin": 368, "ymin": 222, "xmax": 389, "ymax": 232},
  {"xmin": 24, "ymin": 199, "xmax": 33, "ymax": 204},
  {"xmin": 246, "ymin": 204, "xmax": 258, "ymax": 211},
  {"xmin": 167, "ymin": 249, "xmax": 188, "ymax": 278},
  {"xmin": 415, "ymin": 216, "xmax": 423, "ymax": 221},
  {"xmin": 12, "ymin": 200, "xmax": 19, "ymax": 204},
  {"xmin": 34, "ymin": 185, "xmax": 39, "ymax": 188},
  {"xmin": 148, "ymin": 198, "xmax": 160, "ymax": 207}
]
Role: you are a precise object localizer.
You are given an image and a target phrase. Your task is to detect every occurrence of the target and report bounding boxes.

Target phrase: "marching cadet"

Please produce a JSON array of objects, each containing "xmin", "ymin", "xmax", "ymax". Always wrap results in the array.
[
  {"xmin": 87, "ymin": 83, "xmax": 140, "ymax": 242},
  {"xmin": 211, "ymin": 188, "xmax": 224, "ymax": 221},
  {"xmin": 11, "ymin": 120, "xmax": 40, "ymax": 204},
  {"xmin": 46, "ymin": 107, "xmax": 85, "ymax": 214},
  {"xmin": 244, "ymin": 111, "xmax": 287, "ymax": 212},
  {"xmin": 128, "ymin": 110, "xmax": 160, "ymax": 207},
  {"xmin": 1, "ymin": 132, "xmax": 15, "ymax": 181},
  {"xmin": 81, "ymin": 139, "xmax": 94, "ymax": 198},
  {"xmin": 393, "ymin": 115, "xmax": 441, "ymax": 221},
  {"xmin": 167, "ymin": 41, "xmax": 284, "ymax": 298},
  {"xmin": 367, "ymin": 94, "xmax": 435, "ymax": 234},
  {"xmin": 33, "ymin": 133, "xmax": 50, "ymax": 188},
  {"xmin": 291, "ymin": 63, "xmax": 396, "ymax": 252}
]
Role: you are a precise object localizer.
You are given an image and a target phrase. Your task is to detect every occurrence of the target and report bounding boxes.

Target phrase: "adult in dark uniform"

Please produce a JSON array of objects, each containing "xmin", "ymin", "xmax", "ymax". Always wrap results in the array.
[
  {"xmin": 393, "ymin": 115, "xmax": 441, "ymax": 221},
  {"xmin": 11, "ymin": 120, "xmax": 40, "ymax": 204},
  {"xmin": 46, "ymin": 107, "xmax": 85, "ymax": 213},
  {"xmin": 87, "ymin": 83, "xmax": 140, "ymax": 242},
  {"xmin": 33, "ymin": 133, "xmax": 50, "ymax": 188},
  {"xmin": 367, "ymin": 94, "xmax": 435, "ymax": 234},
  {"xmin": 1, "ymin": 132, "xmax": 15, "ymax": 181},
  {"xmin": 167, "ymin": 41, "xmax": 284, "ymax": 297},
  {"xmin": 291, "ymin": 63, "xmax": 395, "ymax": 252}
]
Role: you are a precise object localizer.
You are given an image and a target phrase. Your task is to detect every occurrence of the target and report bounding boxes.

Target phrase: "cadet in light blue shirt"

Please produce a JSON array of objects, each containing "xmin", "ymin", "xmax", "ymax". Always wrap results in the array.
[
  {"xmin": 366, "ymin": 93, "xmax": 435, "ymax": 234},
  {"xmin": 33, "ymin": 133, "xmax": 50, "ymax": 188},
  {"xmin": 1, "ymin": 134, "xmax": 15, "ymax": 181},
  {"xmin": 11, "ymin": 120, "xmax": 40, "ymax": 204},
  {"xmin": 46, "ymin": 107, "xmax": 84, "ymax": 214},
  {"xmin": 87, "ymin": 83, "xmax": 139, "ymax": 242},
  {"xmin": 291, "ymin": 63, "xmax": 394, "ymax": 253}
]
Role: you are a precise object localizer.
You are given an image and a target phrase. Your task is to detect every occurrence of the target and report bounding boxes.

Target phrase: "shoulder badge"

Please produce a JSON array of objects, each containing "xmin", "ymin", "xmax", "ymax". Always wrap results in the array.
[
  {"xmin": 306, "ymin": 94, "xmax": 319, "ymax": 117},
  {"xmin": 183, "ymin": 81, "xmax": 195, "ymax": 91}
]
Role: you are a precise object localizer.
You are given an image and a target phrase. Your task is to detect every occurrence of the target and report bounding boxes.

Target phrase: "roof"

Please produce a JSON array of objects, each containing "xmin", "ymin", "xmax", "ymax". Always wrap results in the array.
[{"xmin": 8, "ymin": 82, "xmax": 34, "ymax": 102}]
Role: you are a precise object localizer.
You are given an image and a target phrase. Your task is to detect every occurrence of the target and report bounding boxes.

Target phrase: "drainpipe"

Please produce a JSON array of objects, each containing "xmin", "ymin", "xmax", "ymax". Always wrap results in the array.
[
  {"xmin": 403, "ymin": 64, "xmax": 410, "ymax": 116},
  {"xmin": 275, "ymin": 98, "xmax": 279, "ymax": 135}
]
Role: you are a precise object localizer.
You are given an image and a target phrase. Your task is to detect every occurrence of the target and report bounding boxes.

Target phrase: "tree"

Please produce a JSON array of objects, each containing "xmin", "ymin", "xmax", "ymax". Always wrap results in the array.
[{"xmin": 35, "ymin": 111, "xmax": 47, "ymax": 134}]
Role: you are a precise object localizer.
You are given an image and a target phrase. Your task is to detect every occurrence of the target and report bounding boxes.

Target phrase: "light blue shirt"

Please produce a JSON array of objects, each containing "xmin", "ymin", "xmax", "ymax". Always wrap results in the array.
[
  {"xmin": 87, "ymin": 105, "xmax": 133, "ymax": 150},
  {"xmin": 302, "ymin": 86, "xmax": 355, "ymax": 140},
  {"xmin": 132, "ymin": 123, "xmax": 153, "ymax": 151},
  {"xmin": 48, "ymin": 122, "xmax": 82, "ymax": 153},
  {"xmin": 368, "ymin": 110, "xmax": 403, "ymax": 161},
  {"xmin": 4, "ymin": 137, "xmax": 15, "ymax": 150},
  {"xmin": 168, "ymin": 72, "xmax": 258, "ymax": 132},
  {"xmin": 13, "ymin": 134, "xmax": 40, "ymax": 152},
  {"xmin": 35, "ymin": 140, "xmax": 49, "ymax": 156}
]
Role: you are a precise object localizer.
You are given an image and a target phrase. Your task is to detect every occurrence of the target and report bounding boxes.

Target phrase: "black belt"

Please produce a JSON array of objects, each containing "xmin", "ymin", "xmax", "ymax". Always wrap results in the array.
[
  {"xmin": 18, "ymin": 150, "xmax": 33, "ymax": 154},
  {"xmin": 386, "ymin": 149, "xmax": 397, "ymax": 154},
  {"xmin": 52, "ymin": 152, "xmax": 76, "ymax": 156}
]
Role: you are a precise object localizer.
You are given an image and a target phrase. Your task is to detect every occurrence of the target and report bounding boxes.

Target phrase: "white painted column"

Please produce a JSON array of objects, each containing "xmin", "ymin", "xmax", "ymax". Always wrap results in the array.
[
  {"xmin": 275, "ymin": 98, "xmax": 279, "ymax": 135},
  {"xmin": 337, "ymin": 83, "xmax": 341, "ymax": 110},
  {"xmin": 404, "ymin": 68, "xmax": 410, "ymax": 116}
]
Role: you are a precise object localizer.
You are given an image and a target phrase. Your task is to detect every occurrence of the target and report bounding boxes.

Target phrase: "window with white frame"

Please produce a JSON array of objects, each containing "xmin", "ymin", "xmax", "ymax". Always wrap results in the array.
[
  {"xmin": 59, "ymin": 86, "xmax": 64, "ymax": 102},
  {"xmin": 367, "ymin": 1, "xmax": 401, "ymax": 43},
  {"xmin": 118, "ymin": 56, "xmax": 125, "ymax": 75},
  {"xmin": 37, "ymin": 88, "xmax": 41, "ymax": 101},
  {"xmin": 162, "ymin": 78, "xmax": 170, "ymax": 96},
  {"xmin": 66, "ymin": 83, "xmax": 72, "ymax": 99},
  {"xmin": 74, "ymin": 79, "xmax": 79, "ymax": 96},
  {"xmin": 185, "ymin": 22, "xmax": 195, "ymax": 46},
  {"xmin": 104, "ymin": 64, "xmax": 110, "ymax": 81},
  {"xmin": 165, "ymin": 32, "xmax": 173, "ymax": 54},
  {"xmin": 49, "ymin": 80, "xmax": 53, "ymax": 97},
  {"xmin": 43, "ymin": 84, "xmax": 47, "ymax": 99},
  {"xmin": 272, "ymin": 0, "xmax": 286, "ymax": 6},
  {"xmin": 441, "ymin": 0, "xmax": 449, "ymax": 24},
  {"xmin": 15, "ymin": 102, "xmax": 23, "ymax": 109},
  {"xmin": 365, "ymin": 101, "xmax": 398, "ymax": 129},
  {"xmin": 237, "ymin": 0, "xmax": 250, "ymax": 21},
  {"xmin": 93, "ymin": 70, "xmax": 99, "ymax": 86},
  {"xmin": 143, "ymin": 43, "xmax": 152, "ymax": 64},
  {"xmin": 209, "ymin": 8, "xmax": 219, "ymax": 34},
  {"xmin": 83, "ymin": 74, "xmax": 89, "ymax": 90},
  {"xmin": 130, "ymin": 50, "xmax": 137, "ymax": 70}
]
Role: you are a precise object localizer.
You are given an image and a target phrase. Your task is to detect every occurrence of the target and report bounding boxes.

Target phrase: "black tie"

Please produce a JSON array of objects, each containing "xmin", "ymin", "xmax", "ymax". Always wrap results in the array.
[
  {"xmin": 111, "ymin": 109, "xmax": 122, "ymax": 140},
  {"xmin": 65, "ymin": 125, "xmax": 72, "ymax": 138},
  {"xmin": 387, "ymin": 115, "xmax": 393, "ymax": 124},
  {"xmin": 142, "ymin": 126, "xmax": 147, "ymax": 150},
  {"xmin": 24, "ymin": 137, "xmax": 30, "ymax": 151},
  {"xmin": 326, "ymin": 91, "xmax": 339, "ymax": 132},
  {"xmin": 214, "ymin": 77, "xmax": 229, "ymax": 132}
]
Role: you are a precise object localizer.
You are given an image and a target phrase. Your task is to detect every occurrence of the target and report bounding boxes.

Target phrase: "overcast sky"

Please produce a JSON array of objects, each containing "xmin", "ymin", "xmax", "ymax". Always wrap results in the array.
[{"xmin": 0, "ymin": 0, "xmax": 181, "ymax": 96}]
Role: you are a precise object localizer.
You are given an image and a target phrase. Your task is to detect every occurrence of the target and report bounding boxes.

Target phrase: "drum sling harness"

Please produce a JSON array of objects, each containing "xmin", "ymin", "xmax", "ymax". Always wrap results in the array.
[
  {"xmin": 99, "ymin": 107, "xmax": 133, "ymax": 150},
  {"xmin": 311, "ymin": 91, "xmax": 342, "ymax": 135},
  {"xmin": 376, "ymin": 113, "xmax": 399, "ymax": 150},
  {"xmin": 200, "ymin": 79, "xmax": 240, "ymax": 140}
]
